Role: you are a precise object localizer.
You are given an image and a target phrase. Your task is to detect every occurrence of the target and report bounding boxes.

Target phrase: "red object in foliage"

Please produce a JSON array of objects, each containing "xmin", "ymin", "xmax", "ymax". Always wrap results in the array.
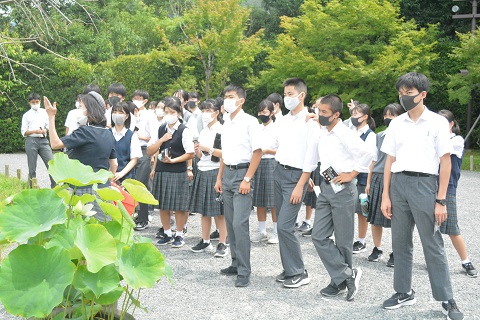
[{"xmin": 110, "ymin": 181, "xmax": 137, "ymax": 216}]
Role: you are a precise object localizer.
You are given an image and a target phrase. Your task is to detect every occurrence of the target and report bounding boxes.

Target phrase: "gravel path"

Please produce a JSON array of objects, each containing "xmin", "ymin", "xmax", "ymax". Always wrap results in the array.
[{"xmin": 0, "ymin": 153, "xmax": 479, "ymax": 320}]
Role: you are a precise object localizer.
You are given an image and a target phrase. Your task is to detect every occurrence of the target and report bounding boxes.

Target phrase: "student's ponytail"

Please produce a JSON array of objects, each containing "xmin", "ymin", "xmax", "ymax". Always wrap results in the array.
[{"xmin": 439, "ymin": 109, "xmax": 460, "ymax": 135}]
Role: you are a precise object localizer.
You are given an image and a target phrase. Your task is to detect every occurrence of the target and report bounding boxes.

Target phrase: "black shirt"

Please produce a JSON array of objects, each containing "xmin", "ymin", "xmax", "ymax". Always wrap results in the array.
[{"xmin": 61, "ymin": 125, "xmax": 116, "ymax": 172}]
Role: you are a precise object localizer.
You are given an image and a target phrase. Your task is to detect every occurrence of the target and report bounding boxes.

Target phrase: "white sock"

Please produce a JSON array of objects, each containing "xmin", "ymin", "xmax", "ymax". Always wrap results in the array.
[
  {"xmin": 164, "ymin": 229, "xmax": 172, "ymax": 237},
  {"xmin": 258, "ymin": 221, "xmax": 267, "ymax": 234},
  {"xmin": 407, "ymin": 290, "xmax": 412, "ymax": 295},
  {"xmin": 462, "ymin": 258, "xmax": 471, "ymax": 264},
  {"xmin": 304, "ymin": 219, "xmax": 311, "ymax": 225},
  {"xmin": 175, "ymin": 231, "xmax": 183, "ymax": 238},
  {"xmin": 273, "ymin": 222, "xmax": 277, "ymax": 234},
  {"xmin": 376, "ymin": 246, "xmax": 382, "ymax": 251},
  {"xmin": 203, "ymin": 239, "xmax": 210, "ymax": 244},
  {"xmin": 357, "ymin": 238, "xmax": 365, "ymax": 244}
]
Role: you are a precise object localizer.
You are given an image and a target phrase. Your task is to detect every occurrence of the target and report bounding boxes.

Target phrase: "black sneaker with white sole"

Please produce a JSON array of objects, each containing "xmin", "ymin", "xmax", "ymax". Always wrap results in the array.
[
  {"xmin": 368, "ymin": 247, "xmax": 383, "ymax": 262},
  {"xmin": 352, "ymin": 241, "xmax": 367, "ymax": 254},
  {"xmin": 275, "ymin": 271, "xmax": 286, "ymax": 283},
  {"xmin": 442, "ymin": 299, "xmax": 464, "ymax": 320},
  {"xmin": 386, "ymin": 252, "xmax": 394, "ymax": 267},
  {"xmin": 214, "ymin": 243, "xmax": 228, "ymax": 258},
  {"xmin": 462, "ymin": 262, "xmax": 478, "ymax": 278},
  {"xmin": 320, "ymin": 281, "xmax": 347, "ymax": 297},
  {"xmin": 191, "ymin": 240, "xmax": 213, "ymax": 253},
  {"xmin": 383, "ymin": 289, "xmax": 417, "ymax": 309},
  {"xmin": 345, "ymin": 268, "xmax": 362, "ymax": 301},
  {"xmin": 155, "ymin": 227, "xmax": 165, "ymax": 239},
  {"xmin": 134, "ymin": 221, "xmax": 148, "ymax": 231},
  {"xmin": 302, "ymin": 229, "xmax": 312, "ymax": 237},
  {"xmin": 297, "ymin": 221, "xmax": 312, "ymax": 233},
  {"xmin": 283, "ymin": 270, "xmax": 310, "ymax": 288},
  {"xmin": 210, "ymin": 230, "xmax": 220, "ymax": 241}
]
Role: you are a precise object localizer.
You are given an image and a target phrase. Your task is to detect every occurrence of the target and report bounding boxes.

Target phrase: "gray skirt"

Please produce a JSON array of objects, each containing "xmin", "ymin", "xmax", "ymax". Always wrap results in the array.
[
  {"xmin": 366, "ymin": 173, "xmax": 391, "ymax": 228},
  {"xmin": 252, "ymin": 158, "xmax": 276, "ymax": 208},
  {"xmin": 440, "ymin": 193, "xmax": 460, "ymax": 235},
  {"xmin": 304, "ymin": 163, "xmax": 321, "ymax": 207},
  {"xmin": 189, "ymin": 168, "xmax": 223, "ymax": 217},
  {"xmin": 152, "ymin": 171, "xmax": 190, "ymax": 211}
]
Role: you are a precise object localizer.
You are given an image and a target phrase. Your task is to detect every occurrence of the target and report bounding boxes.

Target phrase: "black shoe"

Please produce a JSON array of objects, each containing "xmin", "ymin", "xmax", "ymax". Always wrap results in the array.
[
  {"xmin": 297, "ymin": 221, "xmax": 312, "ymax": 233},
  {"xmin": 156, "ymin": 234, "xmax": 173, "ymax": 245},
  {"xmin": 220, "ymin": 266, "xmax": 238, "ymax": 276},
  {"xmin": 191, "ymin": 240, "xmax": 214, "ymax": 253},
  {"xmin": 442, "ymin": 299, "xmax": 464, "ymax": 320},
  {"xmin": 345, "ymin": 268, "xmax": 362, "ymax": 301},
  {"xmin": 210, "ymin": 230, "xmax": 220, "ymax": 241},
  {"xmin": 462, "ymin": 262, "xmax": 478, "ymax": 278},
  {"xmin": 275, "ymin": 271, "xmax": 286, "ymax": 283},
  {"xmin": 302, "ymin": 229, "xmax": 312, "ymax": 237},
  {"xmin": 183, "ymin": 226, "xmax": 188, "ymax": 235},
  {"xmin": 352, "ymin": 241, "xmax": 367, "ymax": 254},
  {"xmin": 383, "ymin": 289, "xmax": 416, "ymax": 309},
  {"xmin": 320, "ymin": 281, "xmax": 347, "ymax": 297},
  {"xmin": 134, "ymin": 221, "xmax": 148, "ymax": 231},
  {"xmin": 214, "ymin": 243, "xmax": 228, "ymax": 258},
  {"xmin": 155, "ymin": 227, "xmax": 165, "ymax": 239},
  {"xmin": 368, "ymin": 247, "xmax": 383, "ymax": 262},
  {"xmin": 386, "ymin": 253, "xmax": 394, "ymax": 267},
  {"xmin": 283, "ymin": 270, "xmax": 310, "ymax": 288},
  {"xmin": 235, "ymin": 275, "xmax": 250, "ymax": 287}
]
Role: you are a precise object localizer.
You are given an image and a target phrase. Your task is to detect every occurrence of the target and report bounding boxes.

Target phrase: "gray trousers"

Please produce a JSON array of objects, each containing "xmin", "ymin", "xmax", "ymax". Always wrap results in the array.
[
  {"xmin": 391, "ymin": 173, "xmax": 453, "ymax": 301},
  {"xmin": 274, "ymin": 165, "xmax": 308, "ymax": 277},
  {"xmin": 312, "ymin": 180, "xmax": 356, "ymax": 285},
  {"xmin": 135, "ymin": 147, "xmax": 152, "ymax": 222},
  {"xmin": 222, "ymin": 167, "xmax": 252, "ymax": 277},
  {"xmin": 25, "ymin": 136, "xmax": 55, "ymax": 188}
]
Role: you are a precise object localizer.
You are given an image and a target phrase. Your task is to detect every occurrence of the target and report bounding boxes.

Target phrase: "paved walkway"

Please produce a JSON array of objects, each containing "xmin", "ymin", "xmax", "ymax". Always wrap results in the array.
[{"xmin": 0, "ymin": 153, "xmax": 479, "ymax": 319}]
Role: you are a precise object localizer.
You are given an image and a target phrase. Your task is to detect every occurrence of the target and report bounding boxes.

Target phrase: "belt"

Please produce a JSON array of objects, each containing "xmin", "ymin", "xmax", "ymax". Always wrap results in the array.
[
  {"xmin": 278, "ymin": 162, "xmax": 302, "ymax": 171},
  {"xmin": 400, "ymin": 171, "xmax": 434, "ymax": 177},
  {"xmin": 225, "ymin": 163, "xmax": 249, "ymax": 170}
]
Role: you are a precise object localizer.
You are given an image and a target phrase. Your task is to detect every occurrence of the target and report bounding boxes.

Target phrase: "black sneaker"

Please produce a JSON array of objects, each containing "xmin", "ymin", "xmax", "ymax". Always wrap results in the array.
[
  {"xmin": 368, "ymin": 247, "xmax": 383, "ymax": 262},
  {"xmin": 462, "ymin": 262, "xmax": 478, "ymax": 278},
  {"xmin": 442, "ymin": 299, "xmax": 464, "ymax": 320},
  {"xmin": 275, "ymin": 271, "xmax": 286, "ymax": 283},
  {"xmin": 302, "ymin": 229, "xmax": 312, "ymax": 237},
  {"xmin": 214, "ymin": 243, "xmax": 228, "ymax": 258},
  {"xmin": 156, "ymin": 234, "xmax": 173, "ymax": 245},
  {"xmin": 320, "ymin": 281, "xmax": 347, "ymax": 297},
  {"xmin": 183, "ymin": 226, "xmax": 188, "ymax": 236},
  {"xmin": 220, "ymin": 266, "xmax": 238, "ymax": 276},
  {"xmin": 283, "ymin": 270, "xmax": 310, "ymax": 288},
  {"xmin": 352, "ymin": 241, "xmax": 367, "ymax": 254},
  {"xmin": 210, "ymin": 230, "xmax": 220, "ymax": 241},
  {"xmin": 345, "ymin": 268, "xmax": 362, "ymax": 301},
  {"xmin": 383, "ymin": 289, "xmax": 416, "ymax": 309},
  {"xmin": 386, "ymin": 253, "xmax": 394, "ymax": 267},
  {"xmin": 191, "ymin": 240, "xmax": 214, "ymax": 253},
  {"xmin": 155, "ymin": 227, "xmax": 165, "ymax": 239},
  {"xmin": 297, "ymin": 221, "xmax": 312, "ymax": 233},
  {"xmin": 134, "ymin": 221, "xmax": 148, "ymax": 231},
  {"xmin": 235, "ymin": 275, "xmax": 250, "ymax": 287},
  {"xmin": 171, "ymin": 235, "xmax": 185, "ymax": 248}
]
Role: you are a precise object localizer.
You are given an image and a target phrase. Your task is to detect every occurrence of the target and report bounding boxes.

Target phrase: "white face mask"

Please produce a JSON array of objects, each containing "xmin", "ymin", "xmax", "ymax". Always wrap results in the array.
[
  {"xmin": 112, "ymin": 114, "xmax": 126, "ymax": 126},
  {"xmin": 164, "ymin": 114, "xmax": 178, "ymax": 125},
  {"xmin": 75, "ymin": 101, "xmax": 80, "ymax": 109},
  {"xmin": 155, "ymin": 109, "xmax": 164, "ymax": 117},
  {"xmin": 31, "ymin": 104, "xmax": 40, "ymax": 111},
  {"xmin": 284, "ymin": 93, "xmax": 302, "ymax": 111},
  {"xmin": 76, "ymin": 109, "xmax": 88, "ymax": 126},
  {"xmin": 132, "ymin": 100, "xmax": 144, "ymax": 108},
  {"xmin": 224, "ymin": 99, "xmax": 240, "ymax": 113},
  {"xmin": 202, "ymin": 112, "xmax": 214, "ymax": 127}
]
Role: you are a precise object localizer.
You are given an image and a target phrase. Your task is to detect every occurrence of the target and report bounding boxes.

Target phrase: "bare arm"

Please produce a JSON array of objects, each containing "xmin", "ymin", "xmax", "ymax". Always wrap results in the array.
[
  {"xmin": 44, "ymin": 97, "xmax": 65, "ymax": 150},
  {"xmin": 435, "ymin": 153, "xmax": 451, "ymax": 224},
  {"xmin": 381, "ymin": 155, "xmax": 395, "ymax": 219},
  {"xmin": 109, "ymin": 158, "xmax": 118, "ymax": 175}
]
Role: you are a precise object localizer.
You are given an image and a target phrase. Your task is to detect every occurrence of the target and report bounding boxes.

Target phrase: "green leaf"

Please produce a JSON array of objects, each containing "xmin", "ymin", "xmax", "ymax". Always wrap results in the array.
[
  {"xmin": 103, "ymin": 221, "xmax": 134, "ymax": 245},
  {"xmin": 126, "ymin": 290, "xmax": 148, "ymax": 312},
  {"xmin": 0, "ymin": 245, "xmax": 75, "ymax": 318},
  {"xmin": 119, "ymin": 243, "xmax": 170, "ymax": 290},
  {"xmin": 0, "ymin": 189, "xmax": 66, "ymax": 243},
  {"xmin": 44, "ymin": 224, "xmax": 76, "ymax": 251},
  {"xmin": 116, "ymin": 201, "xmax": 136, "ymax": 227},
  {"xmin": 122, "ymin": 179, "xmax": 158, "ymax": 205},
  {"xmin": 95, "ymin": 188, "xmax": 124, "ymax": 201},
  {"xmin": 73, "ymin": 265, "xmax": 120, "ymax": 297},
  {"xmin": 48, "ymin": 152, "xmax": 113, "ymax": 187},
  {"xmin": 74, "ymin": 224, "xmax": 117, "ymax": 273},
  {"xmin": 96, "ymin": 287, "xmax": 124, "ymax": 305},
  {"xmin": 99, "ymin": 202, "xmax": 123, "ymax": 223},
  {"xmin": 134, "ymin": 235, "xmax": 152, "ymax": 244}
]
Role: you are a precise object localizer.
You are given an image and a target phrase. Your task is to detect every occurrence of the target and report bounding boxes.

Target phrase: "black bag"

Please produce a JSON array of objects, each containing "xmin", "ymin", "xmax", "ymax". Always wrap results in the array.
[{"xmin": 211, "ymin": 133, "xmax": 221, "ymax": 162}]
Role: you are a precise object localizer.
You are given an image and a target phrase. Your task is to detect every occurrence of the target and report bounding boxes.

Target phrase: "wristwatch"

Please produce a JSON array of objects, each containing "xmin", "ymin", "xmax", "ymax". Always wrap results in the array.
[
  {"xmin": 209, "ymin": 147, "xmax": 214, "ymax": 155},
  {"xmin": 435, "ymin": 199, "xmax": 447, "ymax": 206},
  {"xmin": 243, "ymin": 176, "xmax": 251, "ymax": 183},
  {"xmin": 187, "ymin": 166, "xmax": 193, "ymax": 171}
]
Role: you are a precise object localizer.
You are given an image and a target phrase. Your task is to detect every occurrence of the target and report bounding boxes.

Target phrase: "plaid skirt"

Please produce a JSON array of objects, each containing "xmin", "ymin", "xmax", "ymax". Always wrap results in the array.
[
  {"xmin": 304, "ymin": 163, "xmax": 321, "ymax": 207},
  {"xmin": 252, "ymin": 158, "xmax": 276, "ymax": 208},
  {"xmin": 152, "ymin": 171, "xmax": 190, "ymax": 211},
  {"xmin": 189, "ymin": 168, "xmax": 223, "ymax": 217},
  {"xmin": 366, "ymin": 173, "xmax": 391, "ymax": 228},
  {"xmin": 440, "ymin": 194, "xmax": 460, "ymax": 235}
]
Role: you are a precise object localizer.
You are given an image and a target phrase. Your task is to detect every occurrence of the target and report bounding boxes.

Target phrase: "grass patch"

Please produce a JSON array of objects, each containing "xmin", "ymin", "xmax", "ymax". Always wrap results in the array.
[
  {"xmin": 461, "ymin": 149, "xmax": 480, "ymax": 172},
  {"xmin": 0, "ymin": 174, "xmax": 27, "ymax": 202}
]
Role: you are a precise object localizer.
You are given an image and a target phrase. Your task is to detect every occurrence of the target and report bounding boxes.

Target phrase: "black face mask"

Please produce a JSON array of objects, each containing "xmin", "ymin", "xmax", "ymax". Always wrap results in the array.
[
  {"xmin": 318, "ymin": 114, "xmax": 334, "ymax": 126},
  {"xmin": 258, "ymin": 115, "xmax": 271, "ymax": 124},
  {"xmin": 187, "ymin": 101, "xmax": 196, "ymax": 110},
  {"xmin": 351, "ymin": 116, "xmax": 364, "ymax": 128},
  {"xmin": 399, "ymin": 93, "xmax": 421, "ymax": 111},
  {"xmin": 384, "ymin": 118, "xmax": 392, "ymax": 127}
]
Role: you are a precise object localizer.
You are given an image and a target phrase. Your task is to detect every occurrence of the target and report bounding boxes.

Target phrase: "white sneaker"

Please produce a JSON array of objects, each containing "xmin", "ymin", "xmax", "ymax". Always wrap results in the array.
[
  {"xmin": 250, "ymin": 232, "xmax": 268, "ymax": 243},
  {"xmin": 267, "ymin": 233, "xmax": 279, "ymax": 244}
]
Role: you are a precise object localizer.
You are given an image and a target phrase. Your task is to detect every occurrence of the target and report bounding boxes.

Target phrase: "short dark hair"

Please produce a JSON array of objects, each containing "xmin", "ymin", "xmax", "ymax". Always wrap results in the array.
[
  {"xmin": 188, "ymin": 91, "xmax": 200, "ymax": 100},
  {"xmin": 282, "ymin": 78, "xmax": 307, "ymax": 95},
  {"xmin": 148, "ymin": 101, "xmax": 158, "ymax": 109},
  {"xmin": 107, "ymin": 82, "xmax": 127, "ymax": 98},
  {"xmin": 164, "ymin": 96, "xmax": 182, "ymax": 114},
  {"xmin": 111, "ymin": 102, "xmax": 132, "ymax": 129},
  {"xmin": 28, "ymin": 93, "xmax": 41, "ymax": 101},
  {"xmin": 173, "ymin": 89, "xmax": 189, "ymax": 102},
  {"xmin": 83, "ymin": 84, "xmax": 102, "ymax": 95},
  {"xmin": 352, "ymin": 103, "xmax": 376, "ymax": 131},
  {"xmin": 199, "ymin": 99, "xmax": 224, "ymax": 124},
  {"xmin": 266, "ymin": 92, "xmax": 283, "ymax": 108},
  {"xmin": 126, "ymin": 101, "xmax": 138, "ymax": 114},
  {"xmin": 223, "ymin": 84, "xmax": 246, "ymax": 99},
  {"xmin": 80, "ymin": 94, "xmax": 106, "ymax": 127},
  {"xmin": 257, "ymin": 99, "xmax": 276, "ymax": 122},
  {"xmin": 395, "ymin": 72, "xmax": 429, "ymax": 93},
  {"xmin": 439, "ymin": 109, "xmax": 460, "ymax": 135},
  {"xmin": 383, "ymin": 103, "xmax": 404, "ymax": 117},
  {"xmin": 320, "ymin": 94, "xmax": 343, "ymax": 115},
  {"xmin": 132, "ymin": 90, "xmax": 149, "ymax": 100}
]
